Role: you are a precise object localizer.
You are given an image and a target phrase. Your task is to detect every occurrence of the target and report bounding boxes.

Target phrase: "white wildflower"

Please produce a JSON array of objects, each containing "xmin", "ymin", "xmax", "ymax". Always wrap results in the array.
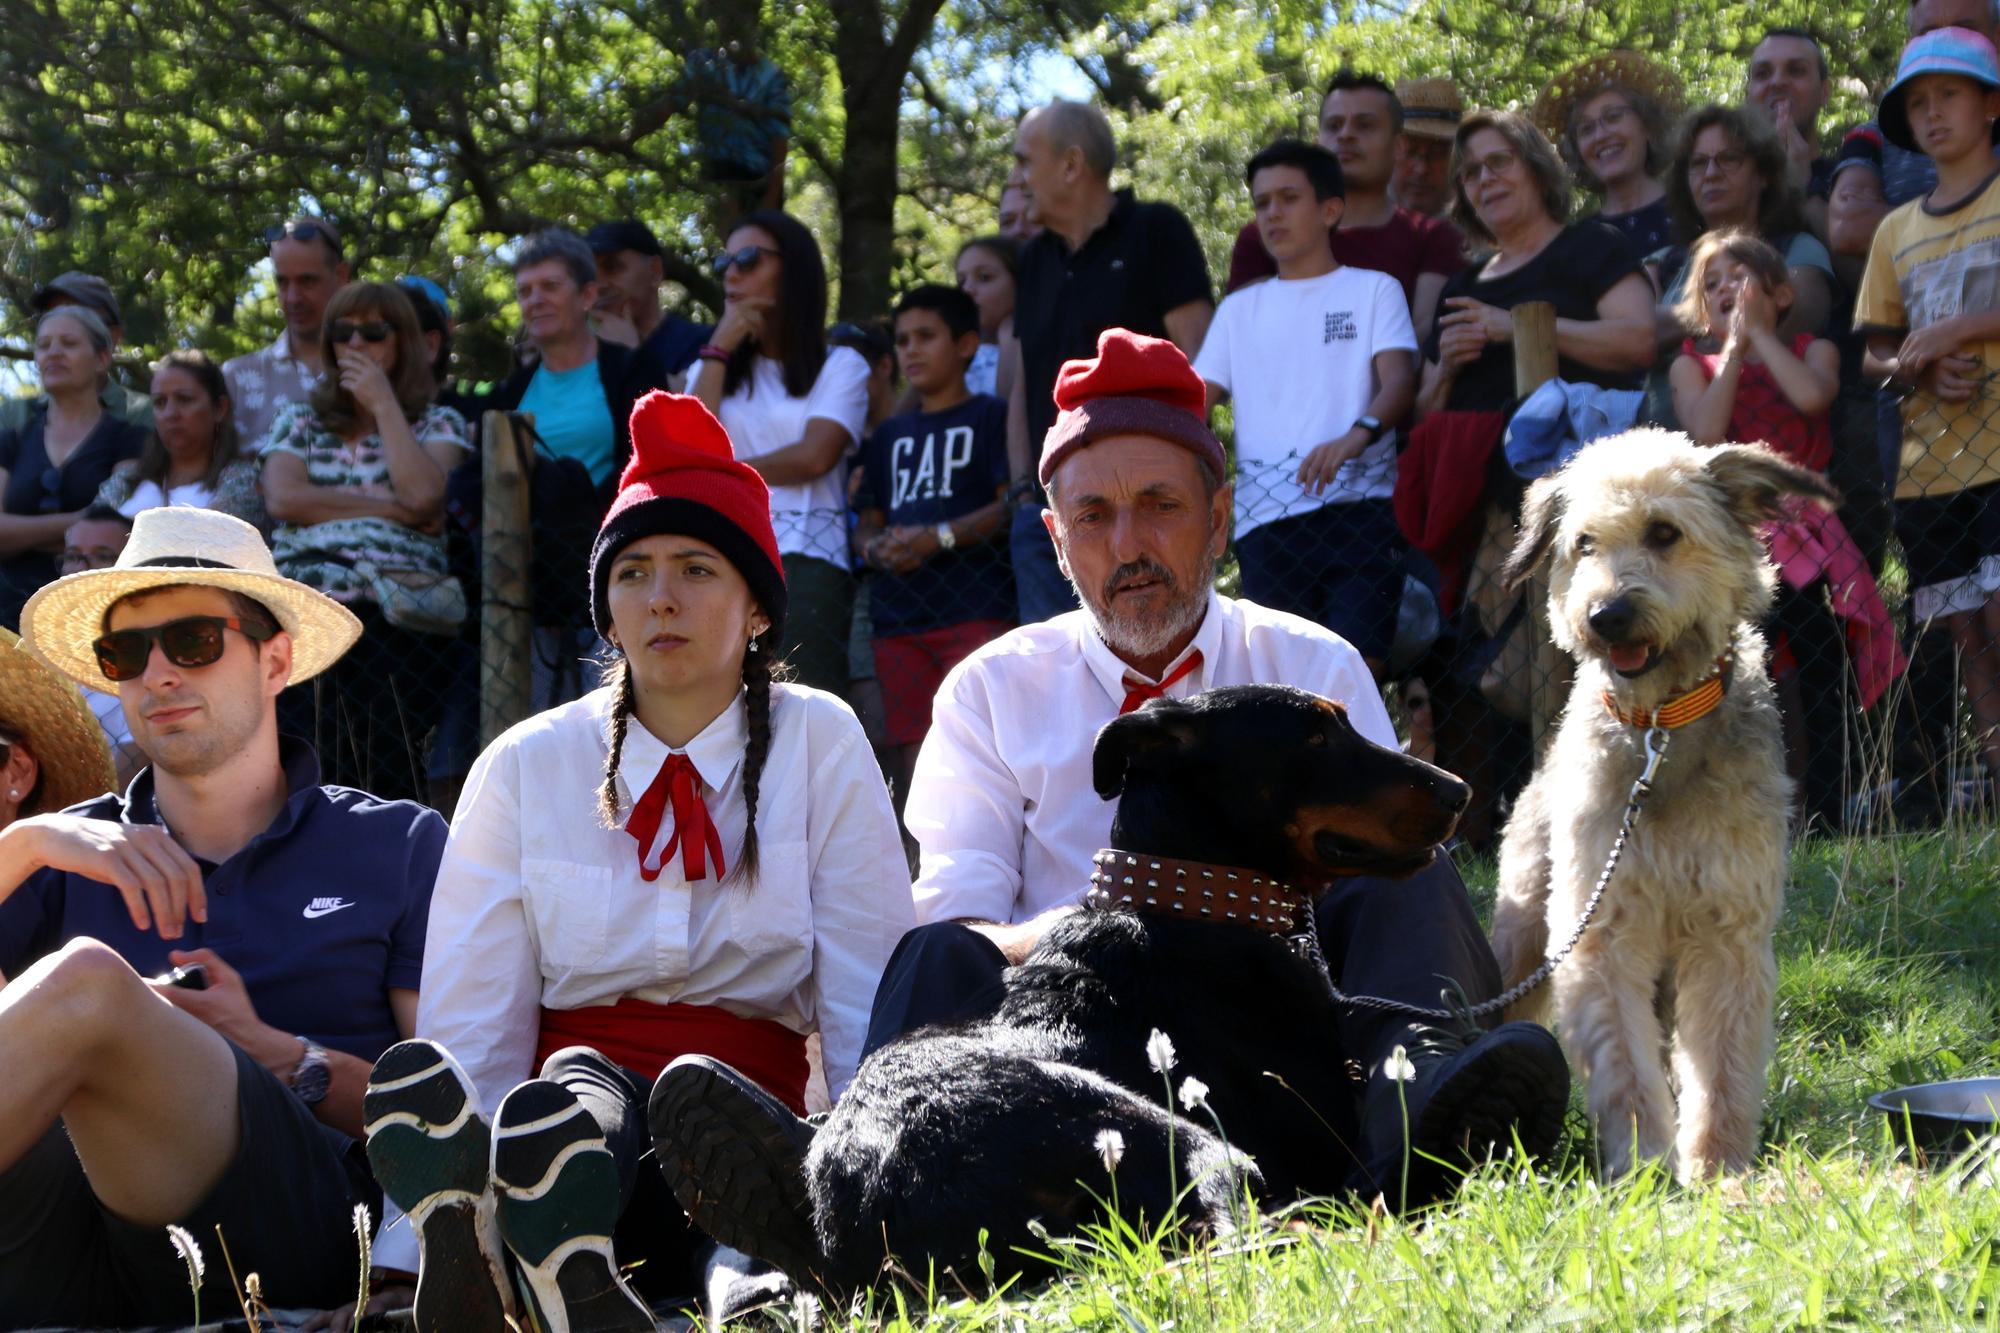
[
  {"xmin": 1383, "ymin": 1045, "xmax": 1417, "ymax": 1083},
  {"xmin": 1095, "ymin": 1127, "xmax": 1126, "ymax": 1173},
  {"xmin": 1178, "ymin": 1075, "xmax": 1210, "ymax": 1111},
  {"xmin": 1145, "ymin": 1028, "xmax": 1177, "ymax": 1074},
  {"xmin": 166, "ymin": 1224, "xmax": 205, "ymax": 1281}
]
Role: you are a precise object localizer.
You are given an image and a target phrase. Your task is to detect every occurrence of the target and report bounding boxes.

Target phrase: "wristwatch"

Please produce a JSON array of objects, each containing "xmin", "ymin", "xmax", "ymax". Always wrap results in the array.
[
  {"xmin": 1354, "ymin": 415, "xmax": 1386, "ymax": 445},
  {"xmin": 934, "ymin": 521, "xmax": 957, "ymax": 551},
  {"xmin": 289, "ymin": 1038, "xmax": 332, "ymax": 1106}
]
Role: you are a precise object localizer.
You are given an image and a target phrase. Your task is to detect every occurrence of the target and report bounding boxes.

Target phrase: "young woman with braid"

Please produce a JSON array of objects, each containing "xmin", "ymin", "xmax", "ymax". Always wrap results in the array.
[{"xmin": 349, "ymin": 392, "xmax": 913, "ymax": 1332}]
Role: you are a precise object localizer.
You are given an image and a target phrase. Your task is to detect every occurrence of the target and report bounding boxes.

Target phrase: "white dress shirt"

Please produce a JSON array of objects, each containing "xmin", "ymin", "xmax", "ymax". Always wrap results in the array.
[
  {"xmin": 378, "ymin": 681, "xmax": 913, "ymax": 1272},
  {"xmin": 906, "ymin": 593, "xmax": 1396, "ymax": 927}
]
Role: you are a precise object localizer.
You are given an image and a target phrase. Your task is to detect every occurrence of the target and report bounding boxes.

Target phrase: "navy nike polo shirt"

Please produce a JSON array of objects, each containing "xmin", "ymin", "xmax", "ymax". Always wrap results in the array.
[{"xmin": 0, "ymin": 740, "xmax": 443, "ymax": 1064}]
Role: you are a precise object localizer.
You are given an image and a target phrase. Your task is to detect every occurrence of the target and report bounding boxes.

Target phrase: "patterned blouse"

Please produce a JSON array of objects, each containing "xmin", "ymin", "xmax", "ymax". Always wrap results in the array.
[
  {"xmin": 258, "ymin": 401, "xmax": 471, "ymax": 605},
  {"xmin": 97, "ymin": 457, "xmax": 269, "ymax": 534}
]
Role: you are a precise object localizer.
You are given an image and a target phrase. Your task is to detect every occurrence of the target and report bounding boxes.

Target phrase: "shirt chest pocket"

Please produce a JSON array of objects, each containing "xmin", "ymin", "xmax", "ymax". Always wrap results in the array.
[
  {"xmin": 521, "ymin": 858, "xmax": 614, "ymax": 971},
  {"xmin": 725, "ymin": 838, "xmax": 812, "ymax": 959}
]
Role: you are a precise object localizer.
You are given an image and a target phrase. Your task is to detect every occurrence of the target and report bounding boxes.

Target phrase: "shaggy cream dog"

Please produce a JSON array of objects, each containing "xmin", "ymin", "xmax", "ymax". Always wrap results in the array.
[{"xmin": 1489, "ymin": 432, "xmax": 1836, "ymax": 1181}]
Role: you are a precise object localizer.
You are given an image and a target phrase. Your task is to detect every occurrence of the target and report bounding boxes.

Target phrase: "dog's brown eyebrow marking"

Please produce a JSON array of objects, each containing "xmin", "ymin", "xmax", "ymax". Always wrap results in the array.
[{"xmin": 1313, "ymin": 699, "xmax": 1343, "ymax": 716}]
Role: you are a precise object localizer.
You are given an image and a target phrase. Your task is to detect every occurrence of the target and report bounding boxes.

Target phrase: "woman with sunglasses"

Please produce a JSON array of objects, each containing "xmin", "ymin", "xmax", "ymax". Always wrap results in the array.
[
  {"xmin": 690, "ymin": 211, "xmax": 872, "ymax": 696},
  {"xmin": 95, "ymin": 350, "xmax": 268, "ymax": 533},
  {"xmin": 259, "ymin": 281, "xmax": 470, "ymax": 801},
  {"xmin": 351, "ymin": 393, "xmax": 910, "ymax": 1331},
  {"xmin": 0, "ymin": 306, "xmax": 147, "ymax": 631},
  {"xmin": 1652, "ymin": 104, "xmax": 1834, "ymax": 348}
]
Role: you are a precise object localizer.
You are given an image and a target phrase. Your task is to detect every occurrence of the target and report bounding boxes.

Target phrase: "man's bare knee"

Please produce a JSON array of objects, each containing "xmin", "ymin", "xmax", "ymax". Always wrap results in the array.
[{"xmin": 7, "ymin": 939, "xmax": 152, "ymax": 1052}]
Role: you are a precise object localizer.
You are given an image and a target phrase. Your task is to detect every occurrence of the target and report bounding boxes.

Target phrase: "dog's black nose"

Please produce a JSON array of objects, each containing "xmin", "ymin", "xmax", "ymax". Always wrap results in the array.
[
  {"xmin": 1588, "ymin": 596, "xmax": 1637, "ymax": 641},
  {"xmin": 1438, "ymin": 774, "xmax": 1472, "ymax": 814}
]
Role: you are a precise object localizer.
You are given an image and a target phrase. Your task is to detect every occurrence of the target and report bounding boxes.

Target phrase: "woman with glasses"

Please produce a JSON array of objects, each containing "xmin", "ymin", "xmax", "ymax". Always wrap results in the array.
[
  {"xmin": 690, "ymin": 210, "xmax": 871, "ymax": 696},
  {"xmin": 95, "ymin": 350, "xmax": 267, "ymax": 533},
  {"xmin": 0, "ymin": 307, "xmax": 146, "ymax": 631},
  {"xmin": 1418, "ymin": 109, "xmax": 1656, "ymax": 418},
  {"xmin": 1654, "ymin": 104, "xmax": 1834, "ymax": 346},
  {"xmin": 259, "ymin": 281, "xmax": 471, "ymax": 801},
  {"xmin": 1536, "ymin": 52, "xmax": 1684, "ymax": 258}
]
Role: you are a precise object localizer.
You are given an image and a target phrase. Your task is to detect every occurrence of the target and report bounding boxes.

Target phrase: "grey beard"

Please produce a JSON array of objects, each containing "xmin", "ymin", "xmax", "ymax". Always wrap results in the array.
[{"xmin": 1078, "ymin": 553, "xmax": 1215, "ymax": 662}]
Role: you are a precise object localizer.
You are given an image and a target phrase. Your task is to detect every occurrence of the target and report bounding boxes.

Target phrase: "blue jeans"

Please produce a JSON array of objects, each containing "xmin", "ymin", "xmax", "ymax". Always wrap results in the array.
[{"xmin": 1010, "ymin": 504, "xmax": 1078, "ymax": 625}]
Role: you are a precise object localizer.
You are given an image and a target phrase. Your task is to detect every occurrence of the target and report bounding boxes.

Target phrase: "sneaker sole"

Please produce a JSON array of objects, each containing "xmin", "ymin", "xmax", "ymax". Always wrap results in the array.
[
  {"xmin": 648, "ymin": 1055, "xmax": 823, "ymax": 1289},
  {"xmin": 363, "ymin": 1040, "xmax": 513, "ymax": 1333},
  {"xmin": 491, "ymin": 1079, "xmax": 655, "ymax": 1333},
  {"xmin": 1410, "ymin": 1022, "xmax": 1571, "ymax": 1176}
]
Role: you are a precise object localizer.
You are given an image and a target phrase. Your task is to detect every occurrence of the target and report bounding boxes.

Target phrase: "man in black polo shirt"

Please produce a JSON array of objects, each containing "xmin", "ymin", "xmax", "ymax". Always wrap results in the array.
[{"xmin": 1003, "ymin": 99, "xmax": 1214, "ymax": 623}]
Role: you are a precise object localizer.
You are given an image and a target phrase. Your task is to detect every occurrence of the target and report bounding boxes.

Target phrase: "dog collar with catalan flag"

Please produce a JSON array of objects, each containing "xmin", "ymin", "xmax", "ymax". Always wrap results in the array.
[
  {"xmin": 1602, "ymin": 653, "xmax": 1733, "ymax": 730},
  {"xmin": 1085, "ymin": 849, "xmax": 1308, "ymax": 936}
]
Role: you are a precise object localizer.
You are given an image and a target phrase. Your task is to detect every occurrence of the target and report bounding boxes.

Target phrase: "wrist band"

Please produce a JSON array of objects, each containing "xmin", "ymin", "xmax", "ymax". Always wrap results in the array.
[{"xmin": 696, "ymin": 344, "xmax": 732, "ymax": 364}]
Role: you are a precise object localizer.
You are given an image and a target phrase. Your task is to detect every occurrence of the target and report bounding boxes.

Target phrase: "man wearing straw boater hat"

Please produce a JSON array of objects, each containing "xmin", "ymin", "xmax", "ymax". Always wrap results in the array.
[
  {"xmin": 1392, "ymin": 76, "xmax": 1464, "ymax": 219},
  {"xmin": 0, "ymin": 506, "xmax": 446, "ymax": 1326}
]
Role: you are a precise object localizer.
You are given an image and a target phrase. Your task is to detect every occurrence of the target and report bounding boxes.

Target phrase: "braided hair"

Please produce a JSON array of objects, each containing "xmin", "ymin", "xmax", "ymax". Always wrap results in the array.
[{"xmin": 595, "ymin": 623, "xmax": 788, "ymax": 885}]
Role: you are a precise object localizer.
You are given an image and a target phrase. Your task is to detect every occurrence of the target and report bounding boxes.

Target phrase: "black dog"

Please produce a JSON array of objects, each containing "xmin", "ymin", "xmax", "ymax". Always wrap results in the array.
[{"xmin": 802, "ymin": 684, "xmax": 1472, "ymax": 1291}]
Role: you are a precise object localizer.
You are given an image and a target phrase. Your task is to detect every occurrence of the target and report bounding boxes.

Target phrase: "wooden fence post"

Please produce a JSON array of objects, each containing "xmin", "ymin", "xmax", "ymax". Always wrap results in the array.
[
  {"xmin": 480, "ymin": 411, "xmax": 534, "ymax": 749},
  {"xmin": 1512, "ymin": 301, "xmax": 1559, "ymax": 399}
]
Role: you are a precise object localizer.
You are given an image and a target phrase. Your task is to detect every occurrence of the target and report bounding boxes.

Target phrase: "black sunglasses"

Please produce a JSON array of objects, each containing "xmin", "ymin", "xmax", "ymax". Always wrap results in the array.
[
  {"xmin": 711, "ymin": 244, "xmax": 779, "ymax": 276},
  {"xmin": 262, "ymin": 220, "xmax": 345, "ymax": 255},
  {"xmin": 93, "ymin": 615, "xmax": 277, "ymax": 682},
  {"xmin": 329, "ymin": 319, "xmax": 393, "ymax": 344}
]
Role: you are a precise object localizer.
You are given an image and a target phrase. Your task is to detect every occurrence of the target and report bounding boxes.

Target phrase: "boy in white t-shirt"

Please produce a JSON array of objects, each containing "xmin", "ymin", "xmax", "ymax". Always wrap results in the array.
[{"xmin": 1194, "ymin": 138, "xmax": 1417, "ymax": 675}]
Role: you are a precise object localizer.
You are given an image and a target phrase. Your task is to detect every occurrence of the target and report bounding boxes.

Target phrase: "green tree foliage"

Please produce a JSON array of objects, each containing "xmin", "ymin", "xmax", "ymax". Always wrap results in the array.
[{"xmin": 0, "ymin": 0, "xmax": 1906, "ymax": 389}]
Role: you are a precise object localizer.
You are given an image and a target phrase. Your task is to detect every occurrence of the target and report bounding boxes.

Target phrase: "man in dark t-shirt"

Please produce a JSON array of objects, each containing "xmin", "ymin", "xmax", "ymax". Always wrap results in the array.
[
  {"xmin": 1746, "ymin": 28, "xmax": 1837, "ymax": 235},
  {"xmin": 1004, "ymin": 99, "xmax": 1214, "ymax": 624},
  {"xmin": 0, "ymin": 507, "xmax": 442, "ymax": 1326},
  {"xmin": 855, "ymin": 286, "xmax": 1013, "ymax": 817},
  {"xmin": 1227, "ymin": 70, "xmax": 1466, "ymax": 343}
]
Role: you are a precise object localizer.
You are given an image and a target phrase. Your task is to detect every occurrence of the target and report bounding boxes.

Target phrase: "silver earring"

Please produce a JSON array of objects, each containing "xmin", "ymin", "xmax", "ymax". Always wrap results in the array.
[
  {"xmin": 747, "ymin": 638, "xmax": 760, "ymax": 653},
  {"xmin": 6, "ymin": 790, "xmax": 15, "ymax": 800}
]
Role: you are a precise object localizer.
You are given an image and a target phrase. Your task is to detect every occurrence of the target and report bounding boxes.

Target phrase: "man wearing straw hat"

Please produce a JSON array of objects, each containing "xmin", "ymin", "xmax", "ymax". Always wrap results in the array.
[
  {"xmin": 1391, "ymin": 76, "xmax": 1464, "ymax": 219},
  {"xmin": 0, "ymin": 507, "xmax": 445, "ymax": 1326}
]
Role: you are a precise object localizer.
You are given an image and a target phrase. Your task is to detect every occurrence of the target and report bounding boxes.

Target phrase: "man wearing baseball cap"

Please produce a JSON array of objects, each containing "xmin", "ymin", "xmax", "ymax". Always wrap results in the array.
[
  {"xmin": 0, "ymin": 506, "xmax": 445, "ymax": 1325},
  {"xmin": 585, "ymin": 219, "xmax": 714, "ymax": 382},
  {"xmin": 1, "ymin": 272, "xmax": 152, "ymax": 434},
  {"xmin": 658, "ymin": 331, "xmax": 1569, "ymax": 1284}
]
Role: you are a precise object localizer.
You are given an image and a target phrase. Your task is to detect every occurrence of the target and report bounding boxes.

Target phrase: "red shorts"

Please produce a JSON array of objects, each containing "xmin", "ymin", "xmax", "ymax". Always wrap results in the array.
[{"xmin": 873, "ymin": 619, "xmax": 1013, "ymax": 747}]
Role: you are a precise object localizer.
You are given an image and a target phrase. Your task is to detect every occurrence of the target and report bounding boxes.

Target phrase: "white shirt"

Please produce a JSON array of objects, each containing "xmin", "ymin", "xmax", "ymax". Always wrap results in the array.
[
  {"xmin": 115, "ymin": 477, "xmax": 215, "ymax": 517},
  {"xmin": 906, "ymin": 593, "xmax": 1395, "ymax": 926},
  {"xmin": 1192, "ymin": 266, "xmax": 1416, "ymax": 533},
  {"xmin": 717, "ymin": 345, "xmax": 871, "ymax": 569},
  {"xmin": 222, "ymin": 329, "xmax": 321, "ymax": 457},
  {"xmin": 379, "ymin": 680, "xmax": 912, "ymax": 1270}
]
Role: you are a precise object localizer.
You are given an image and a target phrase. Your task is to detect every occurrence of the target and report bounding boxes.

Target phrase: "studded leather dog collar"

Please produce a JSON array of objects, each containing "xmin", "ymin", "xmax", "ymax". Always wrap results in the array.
[
  {"xmin": 1602, "ymin": 653, "xmax": 1733, "ymax": 731},
  {"xmin": 1084, "ymin": 848, "xmax": 1310, "ymax": 936}
]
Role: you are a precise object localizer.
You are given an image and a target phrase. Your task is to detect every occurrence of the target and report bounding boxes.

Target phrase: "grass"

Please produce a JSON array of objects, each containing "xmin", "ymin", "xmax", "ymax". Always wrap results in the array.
[{"xmin": 787, "ymin": 819, "xmax": 2000, "ymax": 1331}]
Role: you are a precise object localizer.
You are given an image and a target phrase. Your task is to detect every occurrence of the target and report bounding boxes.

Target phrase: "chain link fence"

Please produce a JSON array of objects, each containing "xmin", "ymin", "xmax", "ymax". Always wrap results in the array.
[{"xmin": 256, "ymin": 363, "xmax": 1997, "ymax": 851}]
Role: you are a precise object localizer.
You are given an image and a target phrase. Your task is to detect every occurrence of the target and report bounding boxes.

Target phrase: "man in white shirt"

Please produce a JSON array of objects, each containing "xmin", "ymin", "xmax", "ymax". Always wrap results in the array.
[
  {"xmin": 1195, "ymin": 138, "xmax": 1416, "ymax": 678},
  {"xmin": 662, "ymin": 332, "xmax": 1566, "ymax": 1272}
]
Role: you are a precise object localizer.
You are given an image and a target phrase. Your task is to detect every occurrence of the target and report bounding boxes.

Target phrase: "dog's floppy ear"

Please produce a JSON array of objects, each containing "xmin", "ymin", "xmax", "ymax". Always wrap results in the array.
[
  {"xmin": 1703, "ymin": 443, "xmax": 1840, "ymax": 526},
  {"xmin": 1092, "ymin": 702, "xmax": 1200, "ymax": 800},
  {"xmin": 1500, "ymin": 473, "xmax": 1566, "ymax": 591}
]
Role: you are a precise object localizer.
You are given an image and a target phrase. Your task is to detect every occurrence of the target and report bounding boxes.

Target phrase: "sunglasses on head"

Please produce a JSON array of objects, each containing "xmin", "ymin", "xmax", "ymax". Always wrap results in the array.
[
  {"xmin": 712, "ymin": 244, "xmax": 778, "ymax": 276},
  {"xmin": 92, "ymin": 615, "xmax": 276, "ymax": 682},
  {"xmin": 262, "ymin": 220, "xmax": 344, "ymax": 255},
  {"xmin": 329, "ymin": 319, "xmax": 393, "ymax": 344}
]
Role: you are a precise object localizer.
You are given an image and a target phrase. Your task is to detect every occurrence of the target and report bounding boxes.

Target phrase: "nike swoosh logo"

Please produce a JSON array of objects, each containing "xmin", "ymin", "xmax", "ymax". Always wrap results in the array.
[{"xmin": 303, "ymin": 901, "xmax": 357, "ymax": 919}]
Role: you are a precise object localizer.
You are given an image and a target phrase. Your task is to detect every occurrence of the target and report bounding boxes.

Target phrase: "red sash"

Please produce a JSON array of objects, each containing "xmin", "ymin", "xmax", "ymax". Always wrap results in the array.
[{"xmin": 536, "ymin": 998, "xmax": 809, "ymax": 1115}]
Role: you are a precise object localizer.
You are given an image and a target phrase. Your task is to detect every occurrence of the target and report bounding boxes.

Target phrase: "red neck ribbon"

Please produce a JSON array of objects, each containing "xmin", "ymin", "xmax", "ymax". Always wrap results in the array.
[
  {"xmin": 1119, "ymin": 649, "xmax": 1203, "ymax": 715},
  {"xmin": 626, "ymin": 752, "xmax": 727, "ymax": 883}
]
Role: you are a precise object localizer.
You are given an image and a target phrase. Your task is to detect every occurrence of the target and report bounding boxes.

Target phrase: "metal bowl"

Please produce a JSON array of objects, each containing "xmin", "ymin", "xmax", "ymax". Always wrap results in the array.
[{"xmin": 1869, "ymin": 1078, "xmax": 2000, "ymax": 1155}]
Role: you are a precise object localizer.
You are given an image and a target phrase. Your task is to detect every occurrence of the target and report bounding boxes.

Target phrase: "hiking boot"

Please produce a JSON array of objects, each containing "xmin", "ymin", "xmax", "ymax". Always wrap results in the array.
[
  {"xmin": 1359, "ymin": 1018, "xmax": 1570, "ymax": 1210},
  {"xmin": 648, "ymin": 1055, "xmax": 824, "ymax": 1291},
  {"xmin": 490, "ymin": 1079, "xmax": 655, "ymax": 1333},
  {"xmin": 363, "ymin": 1040, "xmax": 515, "ymax": 1333}
]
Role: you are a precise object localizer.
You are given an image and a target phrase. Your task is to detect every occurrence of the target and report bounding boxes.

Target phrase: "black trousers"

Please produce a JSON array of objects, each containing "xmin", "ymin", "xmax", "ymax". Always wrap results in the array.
[
  {"xmin": 538, "ymin": 1047, "xmax": 706, "ymax": 1303},
  {"xmin": 861, "ymin": 853, "xmax": 1503, "ymax": 1077}
]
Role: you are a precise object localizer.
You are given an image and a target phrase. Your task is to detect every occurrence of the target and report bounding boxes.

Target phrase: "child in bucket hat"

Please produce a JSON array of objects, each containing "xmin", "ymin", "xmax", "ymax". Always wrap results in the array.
[
  {"xmin": 361, "ymin": 391, "xmax": 911, "ymax": 1330},
  {"xmin": 1876, "ymin": 26, "xmax": 2000, "ymax": 155}
]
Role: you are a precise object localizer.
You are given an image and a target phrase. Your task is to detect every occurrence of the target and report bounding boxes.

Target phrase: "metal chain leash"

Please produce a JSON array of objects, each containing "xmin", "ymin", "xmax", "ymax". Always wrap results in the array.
[{"xmin": 1288, "ymin": 724, "xmax": 1672, "ymax": 1024}]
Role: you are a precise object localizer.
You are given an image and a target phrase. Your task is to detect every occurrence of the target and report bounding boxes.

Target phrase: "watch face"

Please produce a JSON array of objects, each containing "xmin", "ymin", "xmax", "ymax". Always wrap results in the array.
[{"xmin": 292, "ymin": 1045, "xmax": 333, "ymax": 1104}]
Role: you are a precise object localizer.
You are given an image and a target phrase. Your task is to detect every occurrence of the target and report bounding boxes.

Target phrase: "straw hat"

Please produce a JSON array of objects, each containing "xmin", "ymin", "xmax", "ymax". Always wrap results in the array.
[
  {"xmin": 1397, "ymin": 78, "xmax": 1465, "ymax": 142},
  {"xmin": 18, "ymin": 507, "xmax": 363, "ymax": 691},
  {"xmin": 0, "ymin": 629, "xmax": 116, "ymax": 815},
  {"xmin": 1532, "ymin": 50, "xmax": 1685, "ymax": 143}
]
